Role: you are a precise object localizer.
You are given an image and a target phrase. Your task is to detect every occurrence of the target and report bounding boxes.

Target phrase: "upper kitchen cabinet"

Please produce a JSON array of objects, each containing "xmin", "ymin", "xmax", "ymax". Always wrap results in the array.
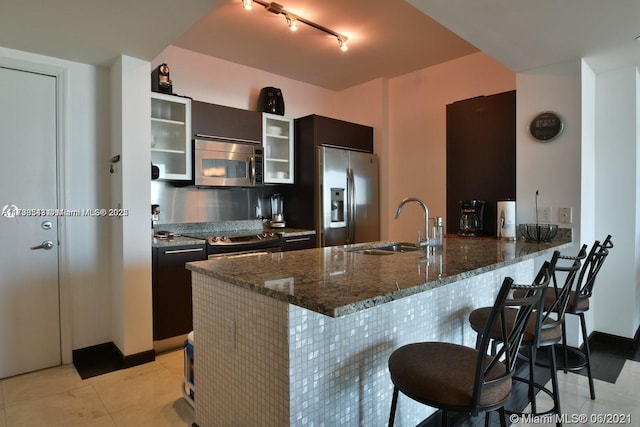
[
  {"xmin": 446, "ymin": 90, "xmax": 516, "ymax": 237},
  {"xmin": 295, "ymin": 114, "xmax": 374, "ymax": 153},
  {"xmin": 191, "ymin": 101, "xmax": 262, "ymax": 143},
  {"xmin": 151, "ymin": 93, "xmax": 192, "ymax": 180},
  {"xmin": 263, "ymin": 113, "xmax": 294, "ymax": 184}
]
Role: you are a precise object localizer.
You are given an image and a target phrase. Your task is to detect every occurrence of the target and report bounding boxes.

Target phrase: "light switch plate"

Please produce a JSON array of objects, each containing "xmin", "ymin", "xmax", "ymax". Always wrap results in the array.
[{"xmin": 558, "ymin": 207, "xmax": 572, "ymax": 224}]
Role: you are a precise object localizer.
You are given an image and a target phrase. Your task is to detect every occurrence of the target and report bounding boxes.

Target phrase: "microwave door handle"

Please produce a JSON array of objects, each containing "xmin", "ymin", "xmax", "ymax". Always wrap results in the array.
[{"xmin": 249, "ymin": 156, "xmax": 255, "ymax": 185}]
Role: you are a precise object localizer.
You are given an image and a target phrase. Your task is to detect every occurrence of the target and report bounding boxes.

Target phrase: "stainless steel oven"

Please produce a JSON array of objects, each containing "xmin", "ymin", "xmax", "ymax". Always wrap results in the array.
[{"xmin": 193, "ymin": 138, "xmax": 263, "ymax": 187}]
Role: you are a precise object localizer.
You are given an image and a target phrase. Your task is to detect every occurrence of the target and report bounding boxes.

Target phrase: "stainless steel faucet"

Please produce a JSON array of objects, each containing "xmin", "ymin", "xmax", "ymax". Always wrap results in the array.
[{"xmin": 394, "ymin": 197, "xmax": 429, "ymax": 247}]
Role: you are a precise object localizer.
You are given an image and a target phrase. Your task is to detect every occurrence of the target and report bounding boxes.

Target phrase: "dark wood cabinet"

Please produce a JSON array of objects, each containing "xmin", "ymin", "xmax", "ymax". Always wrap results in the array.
[
  {"xmin": 281, "ymin": 234, "xmax": 317, "ymax": 251},
  {"xmin": 295, "ymin": 114, "xmax": 373, "ymax": 153},
  {"xmin": 152, "ymin": 244, "xmax": 206, "ymax": 341},
  {"xmin": 191, "ymin": 100, "xmax": 262, "ymax": 143},
  {"xmin": 446, "ymin": 90, "xmax": 516, "ymax": 237}
]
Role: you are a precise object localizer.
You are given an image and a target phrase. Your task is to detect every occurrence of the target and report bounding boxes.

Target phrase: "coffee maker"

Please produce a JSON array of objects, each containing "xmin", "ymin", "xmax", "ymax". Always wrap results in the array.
[
  {"xmin": 269, "ymin": 193, "xmax": 286, "ymax": 228},
  {"xmin": 458, "ymin": 200, "xmax": 485, "ymax": 236}
]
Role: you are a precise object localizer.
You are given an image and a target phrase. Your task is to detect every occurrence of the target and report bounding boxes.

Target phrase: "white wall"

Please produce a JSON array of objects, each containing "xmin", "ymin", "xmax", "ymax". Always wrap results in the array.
[
  {"xmin": 515, "ymin": 60, "xmax": 583, "ymax": 250},
  {"xmin": 152, "ymin": 46, "xmax": 338, "ymax": 119},
  {"xmin": 515, "ymin": 60, "xmax": 586, "ymax": 344},
  {"xmin": 0, "ymin": 47, "xmax": 113, "ymax": 356},
  {"xmin": 593, "ymin": 66, "xmax": 639, "ymax": 338}
]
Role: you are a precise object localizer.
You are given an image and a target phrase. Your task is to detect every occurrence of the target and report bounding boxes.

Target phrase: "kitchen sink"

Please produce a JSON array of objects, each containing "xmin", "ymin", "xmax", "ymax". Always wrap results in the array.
[
  {"xmin": 347, "ymin": 242, "xmax": 421, "ymax": 255},
  {"xmin": 375, "ymin": 243, "xmax": 421, "ymax": 253}
]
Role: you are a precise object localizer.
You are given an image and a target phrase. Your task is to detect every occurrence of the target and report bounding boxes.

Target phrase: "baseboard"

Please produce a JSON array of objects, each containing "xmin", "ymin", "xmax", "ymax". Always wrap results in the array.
[
  {"xmin": 590, "ymin": 330, "xmax": 638, "ymax": 351},
  {"xmin": 73, "ymin": 341, "xmax": 155, "ymax": 379},
  {"xmin": 112, "ymin": 344, "xmax": 156, "ymax": 369}
]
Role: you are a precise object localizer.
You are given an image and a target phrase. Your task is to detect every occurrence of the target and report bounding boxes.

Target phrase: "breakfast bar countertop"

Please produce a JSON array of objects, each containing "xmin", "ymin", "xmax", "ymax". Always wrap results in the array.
[{"xmin": 187, "ymin": 231, "xmax": 572, "ymax": 317}]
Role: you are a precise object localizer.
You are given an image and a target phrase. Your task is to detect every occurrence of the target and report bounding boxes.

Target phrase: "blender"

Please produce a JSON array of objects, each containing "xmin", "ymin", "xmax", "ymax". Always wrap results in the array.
[
  {"xmin": 269, "ymin": 193, "xmax": 286, "ymax": 228},
  {"xmin": 458, "ymin": 200, "xmax": 485, "ymax": 236}
]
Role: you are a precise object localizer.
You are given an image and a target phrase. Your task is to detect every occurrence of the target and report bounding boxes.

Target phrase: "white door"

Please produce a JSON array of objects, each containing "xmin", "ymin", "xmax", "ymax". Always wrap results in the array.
[{"xmin": 0, "ymin": 66, "xmax": 61, "ymax": 378}]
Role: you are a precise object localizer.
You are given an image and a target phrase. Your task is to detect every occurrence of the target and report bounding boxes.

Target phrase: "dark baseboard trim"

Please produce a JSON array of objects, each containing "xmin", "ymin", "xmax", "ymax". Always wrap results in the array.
[
  {"xmin": 590, "ymin": 330, "xmax": 639, "ymax": 351},
  {"xmin": 112, "ymin": 343, "xmax": 156, "ymax": 369},
  {"xmin": 73, "ymin": 341, "xmax": 156, "ymax": 379}
]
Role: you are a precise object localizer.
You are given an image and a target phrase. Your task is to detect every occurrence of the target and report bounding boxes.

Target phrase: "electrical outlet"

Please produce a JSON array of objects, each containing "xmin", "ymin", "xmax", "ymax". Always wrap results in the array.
[
  {"xmin": 536, "ymin": 207, "xmax": 551, "ymax": 222},
  {"xmin": 558, "ymin": 207, "xmax": 572, "ymax": 224}
]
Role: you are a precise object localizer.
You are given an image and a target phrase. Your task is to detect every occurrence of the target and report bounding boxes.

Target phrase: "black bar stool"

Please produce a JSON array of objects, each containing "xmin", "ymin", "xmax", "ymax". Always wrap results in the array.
[
  {"xmin": 468, "ymin": 246, "xmax": 586, "ymax": 427},
  {"xmin": 558, "ymin": 235, "xmax": 613, "ymax": 399},
  {"xmin": 388, "ymin": 263, "xmax": 551, "ymax": 427}
]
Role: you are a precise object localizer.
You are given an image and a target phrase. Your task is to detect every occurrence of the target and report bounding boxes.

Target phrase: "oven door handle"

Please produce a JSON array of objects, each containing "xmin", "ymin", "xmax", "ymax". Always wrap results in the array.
[{"xmin": 209, "ymin": 251, "xmax": 270, "ymax": 260}]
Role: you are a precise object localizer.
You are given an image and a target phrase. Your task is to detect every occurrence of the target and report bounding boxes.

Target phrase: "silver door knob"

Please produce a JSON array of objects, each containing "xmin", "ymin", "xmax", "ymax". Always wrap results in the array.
[{"xmin": 31, "ymin": 240, "xmax": 54, "ymax": 250}]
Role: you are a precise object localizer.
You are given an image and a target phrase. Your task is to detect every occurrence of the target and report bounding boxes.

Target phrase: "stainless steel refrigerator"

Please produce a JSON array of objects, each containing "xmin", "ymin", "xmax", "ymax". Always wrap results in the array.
[{"xmin": 316, "ymin": 146, "xmax": 379, "ymax": 246}]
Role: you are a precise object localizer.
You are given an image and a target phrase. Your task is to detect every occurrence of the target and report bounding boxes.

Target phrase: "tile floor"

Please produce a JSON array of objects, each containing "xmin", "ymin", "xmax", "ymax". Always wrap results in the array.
[
  {"xmin": 0, "ymin": 350, "xmax": 194, "ymax": 427},
  {"xmin": 509, "ymin": 359, "xmax": 640, "ymax": 426},
  {"xmin": 0, "ymin": 347, "xmax": 639, "ymax": 426}
]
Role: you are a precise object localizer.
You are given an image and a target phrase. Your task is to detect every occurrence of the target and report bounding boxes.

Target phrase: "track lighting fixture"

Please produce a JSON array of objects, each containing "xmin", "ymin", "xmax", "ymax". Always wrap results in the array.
[
  {"xmin": 286, "ymin": 15, "xmax": 298, "ymax": 31},
  {"xmin": 242, "ymin": 0, "xmax": 349, "ymax": 51}
]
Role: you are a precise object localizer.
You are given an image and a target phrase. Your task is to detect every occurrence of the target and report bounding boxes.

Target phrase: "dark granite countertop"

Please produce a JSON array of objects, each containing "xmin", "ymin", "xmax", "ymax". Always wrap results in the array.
[{"xmin": 187, "ymin": 232, "xmax": 572, "ymax": 317}]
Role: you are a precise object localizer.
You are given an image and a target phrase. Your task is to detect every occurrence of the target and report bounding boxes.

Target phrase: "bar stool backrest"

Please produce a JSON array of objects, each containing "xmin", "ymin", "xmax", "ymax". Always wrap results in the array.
[
  {"xmin": 570, "ymin": 235, "xmax": 613, "ymax": 314},
  {"xmin": 535, "ymin": 246, "xmax": 587, "ymax": 347},
  {"xmin": 472, "ymin": 263, "xmax": 551, "ymax": 410}
]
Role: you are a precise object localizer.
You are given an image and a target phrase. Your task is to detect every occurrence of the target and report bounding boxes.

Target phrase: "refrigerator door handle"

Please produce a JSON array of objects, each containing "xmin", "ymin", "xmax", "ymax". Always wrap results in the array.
[{"xmin": 347, "ymin": 167, "xmax": 356, "ymax": 243}]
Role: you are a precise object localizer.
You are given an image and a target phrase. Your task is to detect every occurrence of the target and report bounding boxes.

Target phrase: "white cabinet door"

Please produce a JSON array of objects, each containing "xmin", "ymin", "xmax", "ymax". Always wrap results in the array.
[
  {"xmin": 151, "ymin": 93, "xmax": 192, "ymax": 180},
  {"xmin": 263, "ymin": 113, "xmax": 294, "ymax": 184}
]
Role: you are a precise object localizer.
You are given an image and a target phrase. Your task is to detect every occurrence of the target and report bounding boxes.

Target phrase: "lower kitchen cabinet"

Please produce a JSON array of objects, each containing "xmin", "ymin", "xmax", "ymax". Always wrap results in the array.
[
  {"xmin": 281, "ymin": 234, "xmax": 317, "ymax": 251},
  {"xmin": 152, "ymin": 244, "xmax": 206, "ymax": 341}
]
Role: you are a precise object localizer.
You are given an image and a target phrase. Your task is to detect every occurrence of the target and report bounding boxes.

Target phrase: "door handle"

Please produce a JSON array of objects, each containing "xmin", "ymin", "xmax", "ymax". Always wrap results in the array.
[{"xmin": 31, "ymin": 240, "xmax": 54, "ymax": 250}]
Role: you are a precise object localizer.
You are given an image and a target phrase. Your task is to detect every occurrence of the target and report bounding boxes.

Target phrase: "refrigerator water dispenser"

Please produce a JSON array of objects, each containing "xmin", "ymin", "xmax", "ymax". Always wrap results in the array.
[{"xmin": 330, "ymin": 188, "xmax": 345, "ymax": 223}]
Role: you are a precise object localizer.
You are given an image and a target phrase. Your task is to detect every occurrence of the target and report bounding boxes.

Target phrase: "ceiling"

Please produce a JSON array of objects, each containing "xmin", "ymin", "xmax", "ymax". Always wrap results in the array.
[{"xmin": 1, "ymin": 1, "xmax": 639, "ymax": 91}]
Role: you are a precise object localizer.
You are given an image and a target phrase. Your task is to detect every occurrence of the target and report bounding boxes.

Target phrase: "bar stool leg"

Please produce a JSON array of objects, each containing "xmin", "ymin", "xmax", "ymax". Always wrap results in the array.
[
  {"xmin": 579, "ymin": 313, "xmax": 596, "ymax": 400},
  {"xmin": 548, "ymin": 345, "xmax": 562, "ymax": 427},
  {"xmin": 388, "ymin": 386, "xmax": 399, "ymax": 427},
  {"xmin": 562, "ymin": 317, "xmax": 569, "ymax": 374},
  {"xmin": 528, "ymin": 345, "xmax": 537, "ymax": 414}
]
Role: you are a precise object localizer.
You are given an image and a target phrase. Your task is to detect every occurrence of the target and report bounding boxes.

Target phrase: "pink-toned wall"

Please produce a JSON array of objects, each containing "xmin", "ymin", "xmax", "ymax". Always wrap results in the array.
[
  {"xmin": 153, "ymin": 47, "xmax": 514, "ymax": 243},
  {"xmin": 387, "ymin": 52, "xmax": 515, "ymax": 242}
]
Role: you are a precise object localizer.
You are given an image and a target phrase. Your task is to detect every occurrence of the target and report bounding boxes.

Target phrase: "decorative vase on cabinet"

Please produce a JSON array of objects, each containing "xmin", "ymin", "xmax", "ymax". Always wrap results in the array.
[
  {"xmin": 263, "ymin": 113, "xmax": 294, "ymax": 184},
  {"xmin": 151, "ymin": 93, "xmax": 192, "ymax": 181}
]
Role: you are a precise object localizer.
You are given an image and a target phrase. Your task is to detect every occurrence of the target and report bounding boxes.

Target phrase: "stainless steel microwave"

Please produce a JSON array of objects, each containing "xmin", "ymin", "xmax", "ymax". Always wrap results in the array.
[{"xmin": 193, "ymin": 138, "xmax": 263, "ymax": 187}]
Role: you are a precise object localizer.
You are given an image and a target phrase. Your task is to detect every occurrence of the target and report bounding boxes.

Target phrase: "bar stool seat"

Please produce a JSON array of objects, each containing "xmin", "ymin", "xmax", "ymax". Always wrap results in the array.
[{"xmin": 388, "ymin": 342, "xmax": 511, "ymax": 409}]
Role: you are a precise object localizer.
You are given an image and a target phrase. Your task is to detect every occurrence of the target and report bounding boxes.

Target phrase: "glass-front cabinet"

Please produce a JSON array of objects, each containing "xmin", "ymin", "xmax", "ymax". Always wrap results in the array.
[
  {"xmin": 263, "ymin": 113, "xmax": 294, "ymax": 184},
  {"xmin": 151, "ymin": 93, "xmax": 192, "ymax": 180}
]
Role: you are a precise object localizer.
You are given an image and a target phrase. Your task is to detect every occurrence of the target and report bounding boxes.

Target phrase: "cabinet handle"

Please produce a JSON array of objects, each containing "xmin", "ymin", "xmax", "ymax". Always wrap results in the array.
[
  {"xmin": 163, "ymin": 248, "xmax": 205, "ymax": 255},
  {"xmin": 285, "ymin": 237, "xmax": 311, "ymax": 243}
]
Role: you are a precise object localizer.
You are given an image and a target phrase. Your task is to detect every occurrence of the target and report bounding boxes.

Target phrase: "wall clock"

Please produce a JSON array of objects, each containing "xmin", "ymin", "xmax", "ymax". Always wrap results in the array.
[{"xmin": 529, "ymin": 111, "xmax": 564, "ymax": 142}]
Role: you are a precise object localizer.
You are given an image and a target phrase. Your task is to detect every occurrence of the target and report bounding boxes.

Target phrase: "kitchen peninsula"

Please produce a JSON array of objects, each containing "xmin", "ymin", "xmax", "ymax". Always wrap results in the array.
[{"xmin": 187, "ymin": 233, "xmax": 571, "ymax": 426}]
